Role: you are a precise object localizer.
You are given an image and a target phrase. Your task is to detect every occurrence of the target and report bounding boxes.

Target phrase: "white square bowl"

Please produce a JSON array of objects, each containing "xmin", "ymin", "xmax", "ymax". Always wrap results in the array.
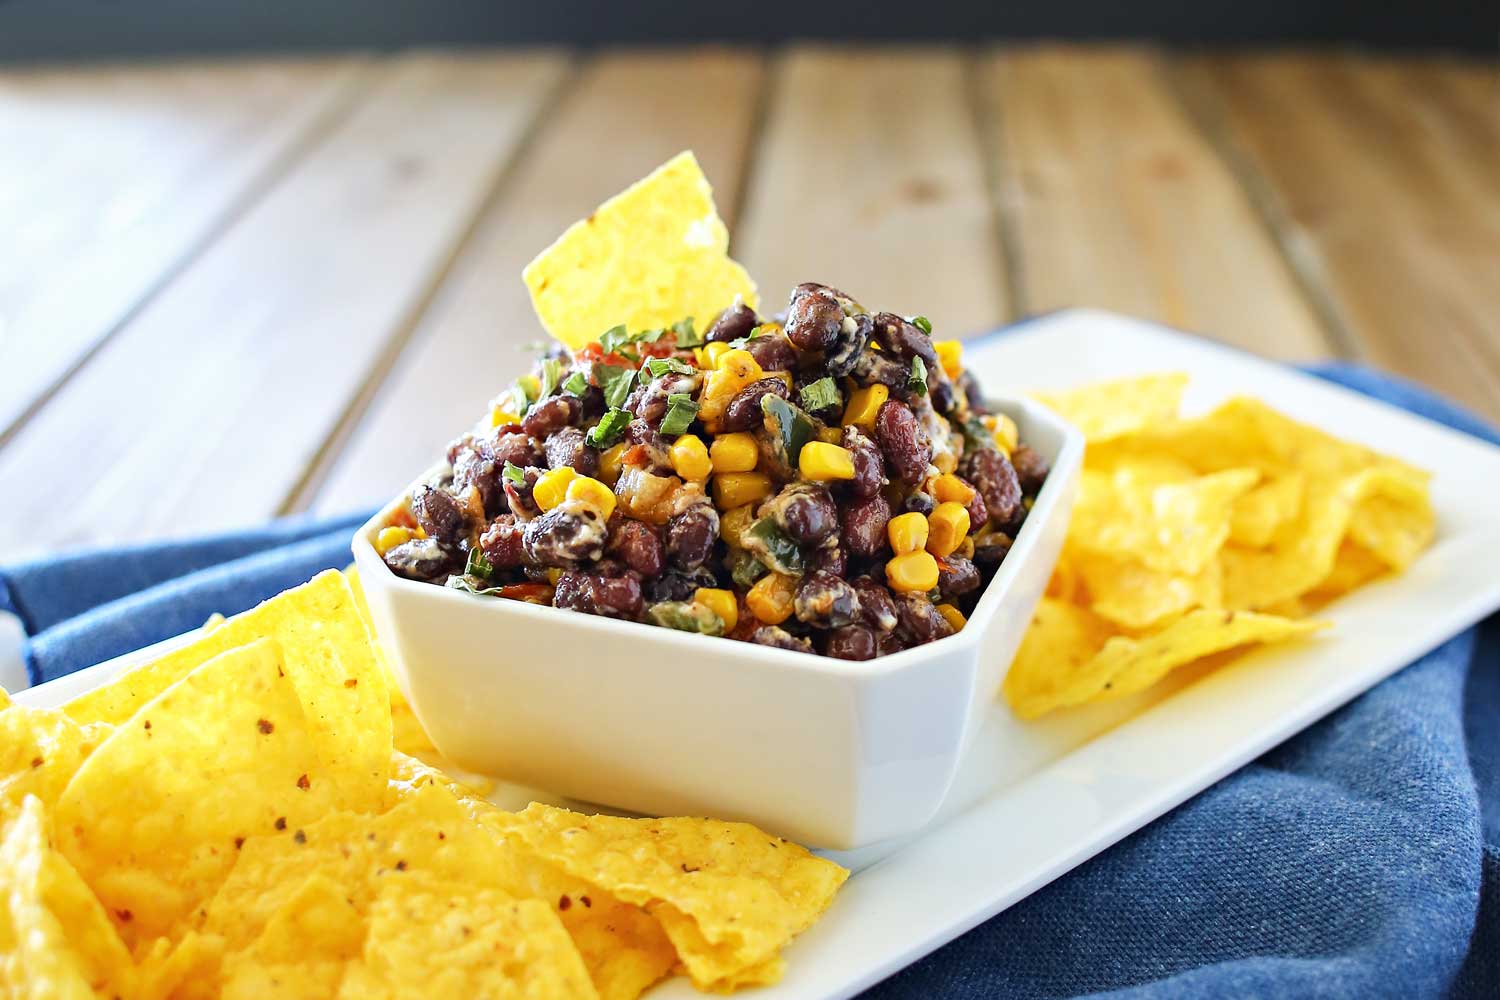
[{"xmin": 352, "ymin": 395, "xmax": 1083, "ymax": 849}]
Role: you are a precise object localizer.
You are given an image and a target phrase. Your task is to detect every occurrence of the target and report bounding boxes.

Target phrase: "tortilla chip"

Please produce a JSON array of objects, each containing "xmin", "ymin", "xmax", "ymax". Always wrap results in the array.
[
  {"xmin": 1003, "ymin": 599, "xmax": 1116, "ymax": 720},
  {"xmin": 65, "ymin": 571, "xmax": 389, "ymax": 812},
  {"xmin": 219, "ymin": 874, "xmax": 363, "ymax": 1000},
  {"xmin": 54, "ymin": 639, "xmax": 344, "ymax": 948},
  {"xmin": 345, "ymin": 568, "xmax": 438, "ymax": 761},
  {"xmin": 1033, "ymin": 373, "xmax": 1188, "ymax": 443},
  {"xmin": 1229, "ymin": 473, "xmax": 1304, "ymax": 548},
  {"xmin": 1078, "ymin": 552, "xmax": 1222, "ymax": 630},
  {"xmin": 1, "ymin": 701, "xmax": 111, "ymax": 816},
  {"xmin": 0, "ymin": 796, "xmax": 136, "ymax": 1000},
  {"xmin": 523, "ymin": 151, "xmax": 758, "ymax": 351},
  {"xmin": 492, "ymin": 803, "xmax": 848, "ymax": 990},
  {"xmin": 1348, "ymin": 489, "xmax": 1435, "ymax": 571}
]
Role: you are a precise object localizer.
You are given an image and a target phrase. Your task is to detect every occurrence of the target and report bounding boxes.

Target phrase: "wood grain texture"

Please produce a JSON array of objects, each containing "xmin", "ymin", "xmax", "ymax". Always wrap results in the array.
[
  {"xmin": 982, "ymin": 46, "xmax": 1332, "ymax": 359},
  {"xmin": 736, "ymin": 46, "xmax": 1007, "ymax": 336},
  {"xmin": 0, "ymin": 56, "xmax": 369, "ymax": 441},
  {"xmin": 0, "ymin": 52, "xmax": 569, "ymax": 556},
  {"xmin": 308, "ymin": 48, "xmax": 766, "ymax": 514},
  {"xmin": 1181, "ymin": 53, "xmax": 1500, "ymax": 419}
]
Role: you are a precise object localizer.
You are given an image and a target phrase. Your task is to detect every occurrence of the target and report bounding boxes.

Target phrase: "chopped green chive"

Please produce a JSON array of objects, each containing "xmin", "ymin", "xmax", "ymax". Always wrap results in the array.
[
  {"xmin": 799, "ymin": 377, "xmax": 842, "ymax": 413},
  {"xmin": 909, "ymin": 315, "xmax": 933, "ymax": 336},
  {"xmin": 464, "ymin": 546, "xmax": 495, "ymax": 580},
  {"xmin": 501, "ymin": 461, "xmax": 526, "ymax": 489},
  {"xmin": 538, "ymin": 358, "xmax": 562, "ymax": 399},
  {"xmin": 907, "ymin": 356, "xmax": 929, "ymax": 397},
  {"xmin": 657, "ymin": 394, "xmax": 700, "ymax": 437}
]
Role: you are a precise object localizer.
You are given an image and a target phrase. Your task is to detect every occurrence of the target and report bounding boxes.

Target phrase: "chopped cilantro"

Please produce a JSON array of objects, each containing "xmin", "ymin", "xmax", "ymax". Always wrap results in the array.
[
  {"xmin": 538, "ymin": 358, "xmax": 562, "ymax": 399},
  {"xmin": 597, "ymin": 324, "xmax": 631, "ymax": 353},
  {"xmin": 907, "ymin": 356, "xmax": 929, "ymax": 397},
  {"xmin": 657, "ymin": 394, "xmax": 700, "ymax": 437},
  {"xmin": 561, "ymin": 370, "xmax": 589, "ymax": 396},
  {"xmin": 909, "ymin": 315, "xmax": 933, "ymax": 335},
  {"xmin": 644, "ymin": 356, "xmax": 697, "ymax": 379},
  {"xmin": 672, "ymin": 317, "xmax": 700, "ymax": 348},
  {"xmin": 586, "ymin": 407, "xmax": 632, "ymax": 448},
  {"xmin": 464, "ymin": 546, "xmax": 495, "ymax": 580},
  {"xmin": 502, "ymin": 461, "xmax": 526, "ymax": 488},
  {"xmin": 595, "ymin": 363, "xmax": 637, "ymax": 409}
]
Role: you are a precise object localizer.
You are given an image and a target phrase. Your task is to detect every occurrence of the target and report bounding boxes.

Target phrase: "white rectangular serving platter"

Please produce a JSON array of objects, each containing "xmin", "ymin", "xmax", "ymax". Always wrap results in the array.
[{"xmin": 16, "ymin": 310, "xmax": 1500, "ymax": 999}]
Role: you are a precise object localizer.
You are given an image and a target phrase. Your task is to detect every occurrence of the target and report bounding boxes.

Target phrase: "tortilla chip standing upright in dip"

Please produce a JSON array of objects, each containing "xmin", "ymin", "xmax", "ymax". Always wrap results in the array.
[{"xmin": 522, "ymin": 150, "xmax": 758, "ymax": 350}]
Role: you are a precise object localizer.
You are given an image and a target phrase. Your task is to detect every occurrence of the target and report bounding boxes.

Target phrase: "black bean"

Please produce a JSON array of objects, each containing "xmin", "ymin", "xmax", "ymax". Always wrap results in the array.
[
  {"xmin": 851, "ymin": 350, "xmax": 912, "ymax": 400},
  {"xmin": 704, "ymin": 300, "xmax": 759, "ymax": 343},
  {"xmin": 973, "ymin": 532, "xmax": 1013, "ymax": 566},
  {"xmin": 875, "ymin": 400, "xmax": 932, "ymax": 486},
  {"xmin": 850, "ymin": 577, "xmax": 900, "ymax": 632},
  {"xmin": 956, "ymin": 370, "xmax": 987, "ymax": 413},
  {"xmin": 553, "ymin": 572, "xmax": 643, "ymax": 619},
  {"xmin": 629, "ymin": 371, "xmax": 702, "ymax": 430},
  {"xmin": 543, "ymin": 427, "xmax": 599, "ymax": 477},
  {"xmin": 665, "ymin": 503, "xmax": 719, "ymax": 570},
  {"xmin": 521, "ymin": 500, "xmax": 607, "ymax": 569},
  {"xmin": 623, "ymin": 420, "xmax": 674, "ymax": 474},
  {"xmin": 823, "ymin": 625, "xmax": 878, "ymax": 661},
  {"xmin": 960, "ymin": 447, "xmax": 1022, "ymax": 526},
  {"xmin": 646, "ymin": 567, "xmax": 720, "ymax": 603},
  {"xmin": 721, "ymin": 378, "xmax": 791, "ymax": 433},
  {"xmin": 411, "ymin": 485, "xmax": 470, "ymax": 546},
  {"xmin": 607, "ymin": 516, "xmax": 665, "ymax": 577},
  {"xmin": 824, "ymin": 312, "xmax": 872, "ymax": 378},
  {"xmin": 1011, "ymin": 444, "xmax": 1050, "ymax": 496},
  {"xmin": 871, "ymin": 312, "xmax": 939, "ymax": 369},
  {"xmin": 794, "ymin": 570, "xmax": 862, "ymax": 628},
  {"xmin": 937, "ymin": 556, "xmax": 981, "ymax": 600},
  {"xmin": 841, "ymin": 426, "xmax": 886, "ymax": 499},
  {"xmin": 478, "ymin": 515, "xmax": 524, "ymax": 569},
  {"xmin": 768, "ymin": 484, "xmax": 839, "ymax": 547},
  {"xmin": 784, "ymin": 283, "xmax": 849, "ymax": 352},
  {"xmin": 382, "ymin": 538, "xmax": 459, "ymax": 582},
  {"xmin": 521, "ymin": 395, "xmax": 580, "ymax": 438},
  {"xmin": 964, "ymin": 483, "xmax": 988, "ymax": 530},
  {"xmin": 749, "ymin": 626, "xmax": 814, "ymax": 653},
  {"xmin": 843, "ymin": 492, "xmax": 892, "ymax": 558},
  {"xmin": 903, "ymin": 491, "xmax": 936, "ymax": 516},
  {"xmin": 504, "ymin": 466, "xmax": 544, "ymax": 521},
  {"xmin": 813, "ymin": 545, "xmax": 847, "ymax": 577},
  {"xmin": 894, "ymin": 593, "xmax": 955, "ymax": 646},
  {"xmin": 745, "ymin": 334, "xmax": 798, "ymax": 372}
]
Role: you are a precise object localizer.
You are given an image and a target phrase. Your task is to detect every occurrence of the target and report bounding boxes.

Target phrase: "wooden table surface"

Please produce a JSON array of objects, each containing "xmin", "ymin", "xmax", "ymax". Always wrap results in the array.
[{"xmin": 1, "ymin": 45, "xmax": 1495, "ymax": 560}]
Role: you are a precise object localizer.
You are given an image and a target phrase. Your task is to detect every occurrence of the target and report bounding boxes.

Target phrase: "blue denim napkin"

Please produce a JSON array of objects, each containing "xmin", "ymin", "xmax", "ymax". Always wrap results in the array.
[{"xmin": 1, "ymin": 363, "xmax": 1495, "ymax": 998}]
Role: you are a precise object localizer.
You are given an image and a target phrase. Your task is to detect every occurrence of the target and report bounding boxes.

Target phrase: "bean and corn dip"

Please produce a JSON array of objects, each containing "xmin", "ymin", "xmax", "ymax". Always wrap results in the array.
[{"xmin": 377, "ymin": 283, "xmax": 1050, "ymax": 659}]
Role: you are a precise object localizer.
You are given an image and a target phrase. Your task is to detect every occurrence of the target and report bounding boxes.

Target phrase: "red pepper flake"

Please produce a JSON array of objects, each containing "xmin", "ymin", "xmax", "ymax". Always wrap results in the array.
[
  {"xmin": 143, "ymin": 720, "xmax": 151, "ymax": 730},
  {"xmin": 234, "ymin": 836, "xmax": 245, "ymax": 850},
  {"xmin": 580, "ymin": 895, "xmax": 592, "ymax": 908},
  {"xmin": 343, "ymin": 678, "xmax": 358, "ymax": 688},
  {"xmin": 256, "ymin": 718, "xmax": 274, "ymax": 734},
  {"xmin": 395, "ymin": 860, "xmax": 407, "ymax": 871},
  {"xmin": 680, "ymin": 863, "xmax": 700, "ymax": 873},
  {"xmin": 294, "ymin": 830, "xmax": 307, "ymax": 845},
  {"xmin": 29, "ymin": 757, "xmax": 43, "ymax": 769},
  {"xmin": 558, "ymin": 895, "xmax": 572, "ymax": 911},
  {"xmin": 437, "ymin": 831, "xmax": 446, "ymax": 840},
  {"xmin": 274, "ymin": 817, "xmax": 287, "ymax": 831},
  {"xmin": 114, "ymin": 909, "xmax": 133, "ymax": 923},
  {"xmin": 296, "ymin": 774, "xmax": 311, "ymax": 791}
]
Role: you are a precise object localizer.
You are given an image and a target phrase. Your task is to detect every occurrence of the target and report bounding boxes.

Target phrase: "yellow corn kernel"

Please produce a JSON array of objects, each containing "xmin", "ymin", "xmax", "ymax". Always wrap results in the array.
[
  {"xmin": 933, "ymin": 340, "xmax": 964, "ymax": 380},
  {"xmin": 713, "ymin": 471, "xmax": 773, "ymax": 511},
  {"xmin": 933, "ymin": 450, "xmax": 958, "ymax": 475},
  {"xmin": 927, "ymin": 502, "xmax": 971, "ymax": 558},
  {"xmin": 598, "ymin": 443, "xmax": 626, "ymax": 486},
  {"xmin": 842, "ymin": 383, "xmax": 889, "ymax": 430},
  {"xmin": 932, "ymin": 473, "xmax": 976, "ymax": 505},
  {"xmin": 719, "ymin": 504, "xmax": 756, "ymax": 549},
  {"xmin": 994, "ymin": 413, "xmax": 1019, "ymax": 456},
  {"xmin": 886, "ymin": 551, "xmax": 940, "ymax": 594},
  {"xmin": 670, "ymin": 434, "xmax": 712, "ymax": 482},
  {"xmin": 718, "ymin": 348, "xmax": 760, "ymax": 380},
  {"xmin": 816, "ymin": 426, "xmax": 842, "ymax": 445},
  {"xmin": 546, "ymin": 568, "xmax": 563, "ymax": 586},
  {"xmin": 710, "ymin": 432, "xmax": 759, "ymax": 474},
  {"xmin": 769, "ymin": 371, "xmax": 795, "ymax": 391},
  {"xmin": 956, "ymin": 536, "xmax": 975, "ymax": 560},
  {"xmin": 799, "ymin": 441, "xmax": 856, "ymax": 481},
  {"xmin": 702, "ymin": 341, "xmax": 732, "ymax": 369},
  {"xmin": 699, "ymin": 349, "xmax": 764, "ymax": 428},
  {"xmin": 746, "ymin": 572, "xmax": 797, "ymax": 625},
  {"xmin": 375, "ymin": 526, "xmax": 412, "ymax": 555},
  {"xmin": 520, "ymin": 374, "xmax": 541, "ymax": 397},
  {"xmin": 489, "ymin": 405, "xmax": 521, "ymax": 428},
  {"xmin": 565, "ymin": 475, "xmax": 617, "ymax": 521},
  {"xmin": 533, "ymin": 467, "xmax": 578, "ymax": 512},
  {"xmin": 695, "ymin": 588, "xmax": 739, "ymax": 632},
  {"xmin": 888, "ymin": 511, "xmax": 929, "ymax": 555},
  {"xmin": 936, "ymin": 603, "xmax": 967, "ymax": 632}
]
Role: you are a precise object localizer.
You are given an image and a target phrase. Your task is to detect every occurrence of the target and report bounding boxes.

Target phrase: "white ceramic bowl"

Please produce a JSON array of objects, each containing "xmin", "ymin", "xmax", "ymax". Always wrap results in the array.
[{"xmin": 352, "ymin": 396, "xmax": 1082, "ymax": 849}]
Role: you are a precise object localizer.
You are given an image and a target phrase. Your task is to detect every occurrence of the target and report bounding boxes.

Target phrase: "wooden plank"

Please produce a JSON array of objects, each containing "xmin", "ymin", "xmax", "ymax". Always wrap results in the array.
[
  {"xmin": 735, "ymin": 46, "xmax": 1006, "ymax": 337},
  {"xmin": 980, "ymin": 45, "xmax": 1332, "ymax": 360},
  {"xmin": 1179, "ymin": 53, "xmax": 1500, "ymax": 420},
  {"xmin": 0, "ymin": 56, "xmax": 370, "ymax": 441},
  {"xmin": 0, "ymin": 52, "xmax": 569, "ymax": 557},
  {"xmin": 308, "ymin": 48, "xmax": 765, "ymax": 515}
]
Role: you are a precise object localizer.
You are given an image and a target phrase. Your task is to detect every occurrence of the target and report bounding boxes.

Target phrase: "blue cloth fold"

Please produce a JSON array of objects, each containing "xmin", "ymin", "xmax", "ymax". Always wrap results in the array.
[{"xmin": 2, "ymin": 361, "xmax": 1495, "ymax": 999}]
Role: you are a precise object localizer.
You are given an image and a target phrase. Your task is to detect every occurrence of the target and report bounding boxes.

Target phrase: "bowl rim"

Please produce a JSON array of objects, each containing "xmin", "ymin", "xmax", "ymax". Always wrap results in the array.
[{"xmin": 353, "ymin": 393, "xmax": 1084, "ymax": 681}]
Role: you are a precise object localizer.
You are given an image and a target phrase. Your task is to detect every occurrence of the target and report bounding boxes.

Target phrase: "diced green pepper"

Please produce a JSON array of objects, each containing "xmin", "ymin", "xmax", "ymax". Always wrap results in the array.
[{"xmin": 647, "ymin": 600, "xmax": 726, "ymax": 636}]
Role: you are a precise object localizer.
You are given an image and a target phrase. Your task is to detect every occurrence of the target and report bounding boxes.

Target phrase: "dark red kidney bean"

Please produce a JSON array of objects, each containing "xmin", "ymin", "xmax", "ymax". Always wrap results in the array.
[
  {"xmin": 383, "ymin": 538, "xmax": 459, "ymax": 582},
  {"xmin": 745, "ymin": 334, "xmax": 798, "ymax": 373},
  {"xmin": 665, "ymin": 503, "xmax": 719, "ymax": 570},
  {"xmin": 479, "ymin": 514, "xmax": 524, "ymax": 569},
  {"xmin": 704, "ymin": 300, "xmax": 759, "ymax": 343},
  {"xmin": 894, "ymin": 593, "xmax": 956, "ymax": 646},
  {"xmin": 607, "ymin": 516, "xmax": 665, "ymax": 577},
  {"xmin": 813, "ymin": 544, "xmax": 847, "ymax": 577},
  {"xmin": 841, "ymin": 426, "xmax": 886, "ymax": 499},
  {"xmin": 794, "ymin": 570, "xmax": 862, "ymax": 628},
  {"xmin": 850, "ymin": 577, "xmax": 900, "ymax": 632},
  {"xmin": 521, "ymin": 395, "xmax": 580, "ymax": 438},
  {"xmin": 875, "ymin": 400, "xmax": 932, "ymax": 486},
  {"xmin": 721, "ymin": 378, "xmax": 791, "ymax": 433},
  {"xmin": 903, "ymin": 491, "xmax": 936, "ymax": 516},
  {"xmin": 876, "ymin": 630, "xmax": 907, "ymax": 656},
  {"xmin": 1011, "ymin": 444, "xmax": 1050, "ymax": 495},
  {"xmin": 773, "ymin": 484, "xmax": 839, "ymax": 546},
  {"xmin": 964, "ymin": 484, "xmax": 988, "ymax": 530},
  {"xmin": 522, "ymin": 500, "xmax": 607, "ymax": 569},
  {"xmin": 543, "ymin": 427, "xmax": 599, "ymax": 477},
  {"xmin": 577, "ymin": 383, "xmax": 606, "ymax": 422},
  {"xmin": 784, "ymin": 283, "xmax": 848, "ymax": 352},
  {"xmin": 871, "ymin": 312, "xmax": 939, "ymax": 369},
  {"xmin": 645, "ymin": 567, "xmax": 719, "ymax": 603},
  {"xmin": 960, "ymin": 447, "xmax": 1022, "ymax": 526},
  {"xmin": 454, "ymin": 431, "xmax": 545, "ymax": 519},
  {"xmin": 843, "ymin": 492, "xmax": 892, "ymax": 558},
  {"xmin": 937, "ymin": 556, "xmax": 981, "ymax": 600},
  {"xmin": 823, "ymin": 624, "xmax": 878, "ymax": 661},
  {"xmin": 504, "ymin": 466, "xmax": 544, "ymax": 521},
  {"xmin": 973, "ymin": 533, "xmax": 1013, "ymax": 566},
  {"xmin": 750, "ymin": 626, "xmax": 814, "ymax": 653},
  {"xmin": 553, "ymin": 572, "xmax": 643, "ymax": 619},
  {"xmin": 411, "ymin": 485, "xmax": 470, "ymax": 546}
]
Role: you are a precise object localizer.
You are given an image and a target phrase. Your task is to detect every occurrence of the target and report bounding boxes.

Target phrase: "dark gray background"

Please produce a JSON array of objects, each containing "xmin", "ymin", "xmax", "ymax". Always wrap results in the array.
[{"xmin": 0, "ymin": 0, "xmax": 1494, "ymax": 62}]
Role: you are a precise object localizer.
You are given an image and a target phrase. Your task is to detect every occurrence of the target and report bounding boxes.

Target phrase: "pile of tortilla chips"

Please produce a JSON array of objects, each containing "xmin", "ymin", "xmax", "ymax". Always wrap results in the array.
[
  {"xmin": 1005, "ymin": 373, "xmax": 1435, "ymax": 719},
  {"xmin": 1, "ymin": 570, "xmax": 846, "ymax": 999}
]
